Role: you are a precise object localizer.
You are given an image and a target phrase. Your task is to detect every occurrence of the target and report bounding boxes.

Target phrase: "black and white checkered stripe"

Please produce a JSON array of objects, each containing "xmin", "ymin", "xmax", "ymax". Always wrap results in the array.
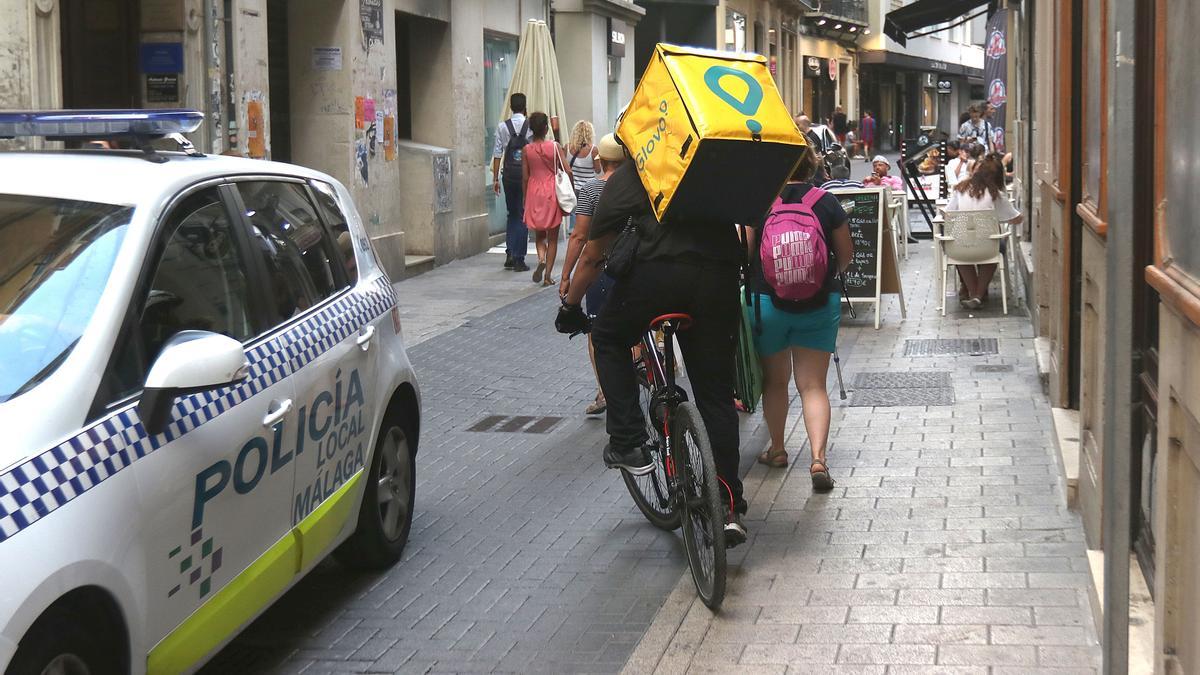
[{"xmin": 0, "ymin": 277, "xmax": 397, "ymax": 543}]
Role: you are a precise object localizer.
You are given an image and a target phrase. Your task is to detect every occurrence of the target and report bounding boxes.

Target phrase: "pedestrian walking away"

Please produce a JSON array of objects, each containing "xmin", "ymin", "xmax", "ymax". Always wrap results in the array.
[
  {"xmin": 743, "ymin": 144, "xmax": 853, "ymax": 491},
  {"xmin": 560, "ymin": 133, "xmax": 624, "ymax": 416},
  {"xmin": 522, "ymin": 112, "xmax": 571, "ymax": 287},
  {"xmin": 831, "ymin": 105, "xmax": 848, "ymax": 146},
  {"xmin": 859, "ymin": 110, "xmax": 876, "ymax": 160},
  {"xmin": 492, "ymin": 92, "xmax": 533, "ymax": 272},
  {"xmin": 566, "ymin": 120, "xmax": 600, "ymax": 236},
  {"xmin": 555, "ymin": 159, "xmax": 750, "ymax": 546},
  {"xmin": 945, "ymin": 154, "xmax": 1022, "ymax": 309}
]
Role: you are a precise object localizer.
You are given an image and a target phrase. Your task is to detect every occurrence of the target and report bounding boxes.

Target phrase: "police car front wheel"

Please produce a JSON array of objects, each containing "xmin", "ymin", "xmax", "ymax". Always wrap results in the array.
[
  {"xmin": 335, "ymin": 414, "xmax": 416, "ymax": 569},
  {"xmin": 8, "ymin": 602, "xmax": 123, "ymax": 675}
]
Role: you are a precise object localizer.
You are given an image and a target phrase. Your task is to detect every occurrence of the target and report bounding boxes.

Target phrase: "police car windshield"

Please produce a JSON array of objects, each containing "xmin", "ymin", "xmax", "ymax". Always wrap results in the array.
[{"xmin": 0, "ymin": 195, "xmax": 131, "ymax": 403}]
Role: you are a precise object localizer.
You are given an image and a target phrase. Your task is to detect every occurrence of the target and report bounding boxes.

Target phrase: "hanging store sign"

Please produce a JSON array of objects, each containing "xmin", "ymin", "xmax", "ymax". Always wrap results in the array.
[
  {"xmin": 983, "ymin": 8, "xmax": 1009, "ymax": 151},
  {"xmin": 936, "ymin": 78, "xmax": 953, "ymax": 94},
  {"xmin": 608, "ymin": 18, "xmax": 627, "ymax": 58}
]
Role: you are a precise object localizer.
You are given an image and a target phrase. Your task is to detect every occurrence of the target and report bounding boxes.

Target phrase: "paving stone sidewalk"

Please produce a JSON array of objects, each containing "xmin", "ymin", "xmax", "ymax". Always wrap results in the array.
[{"xmin": 623, "ymin": 240, "xmax": 1101, "ymax": 674}]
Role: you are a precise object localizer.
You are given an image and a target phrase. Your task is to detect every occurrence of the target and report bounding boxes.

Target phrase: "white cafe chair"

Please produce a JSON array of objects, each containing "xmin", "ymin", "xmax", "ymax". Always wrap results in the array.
[{"xmin": 935, "ymin": 209, "xmax": 1010, "ymax": 316}]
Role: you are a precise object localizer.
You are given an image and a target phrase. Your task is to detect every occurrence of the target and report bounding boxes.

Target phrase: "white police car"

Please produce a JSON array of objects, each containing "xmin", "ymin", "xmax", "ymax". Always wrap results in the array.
[{"xmin": 0, "ymin": 111, "xmax": 420, "ymax": 674}]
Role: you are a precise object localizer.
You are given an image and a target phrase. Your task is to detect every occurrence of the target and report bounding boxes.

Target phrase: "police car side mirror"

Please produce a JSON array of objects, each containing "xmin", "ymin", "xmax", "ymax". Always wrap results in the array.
[{"xmin": 139, "ymin": 331, "xmax": 249, "ymax": 435}]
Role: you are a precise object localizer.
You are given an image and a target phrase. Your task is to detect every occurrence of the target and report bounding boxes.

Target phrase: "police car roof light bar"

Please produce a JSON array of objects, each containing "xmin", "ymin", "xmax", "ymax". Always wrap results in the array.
[{"xmin": 0, "ymin": 109, "xmax": 204, "ymax": 140}]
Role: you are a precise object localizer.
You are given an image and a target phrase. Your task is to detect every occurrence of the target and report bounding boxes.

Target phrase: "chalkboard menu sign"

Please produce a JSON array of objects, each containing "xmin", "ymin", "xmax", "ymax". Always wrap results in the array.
[
  {"xmin": 825, "ymin": 187, "xmax": 907, "ymax": 328},
  {"xmin": 835, "ymin": 189, "xmax": 883, "ymax": 299}
]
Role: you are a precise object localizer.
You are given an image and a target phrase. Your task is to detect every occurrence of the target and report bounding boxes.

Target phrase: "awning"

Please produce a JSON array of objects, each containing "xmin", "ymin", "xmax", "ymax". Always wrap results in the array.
[{"xmin": 884, "ymin": 0, "xmax": 993, "ymax": 46}]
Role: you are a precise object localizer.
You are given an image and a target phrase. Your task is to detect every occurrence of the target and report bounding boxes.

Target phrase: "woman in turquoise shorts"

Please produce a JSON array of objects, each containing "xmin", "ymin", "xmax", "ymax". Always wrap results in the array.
[{"xmin": 744, "ymin": 145, "xmax": 853, "ymax": 491}]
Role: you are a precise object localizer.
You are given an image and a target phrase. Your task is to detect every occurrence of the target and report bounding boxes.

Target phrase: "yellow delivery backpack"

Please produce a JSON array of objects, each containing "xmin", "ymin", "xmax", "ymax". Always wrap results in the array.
[{"xmin": 617, "ymin": 44, "xmax": 807, "ymax": 225}]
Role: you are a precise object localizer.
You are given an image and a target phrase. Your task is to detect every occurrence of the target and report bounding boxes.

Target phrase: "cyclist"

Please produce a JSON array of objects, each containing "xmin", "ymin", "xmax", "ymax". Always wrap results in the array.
[{"xmin": 555, "ymin": 159, "xmax": 748, "ymax": 546}]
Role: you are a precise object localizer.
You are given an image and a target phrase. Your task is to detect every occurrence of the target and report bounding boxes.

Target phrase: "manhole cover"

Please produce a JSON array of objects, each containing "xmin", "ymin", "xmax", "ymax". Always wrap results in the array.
[
  {"xmin": 849, "ymin": 371, "xmax": 954, "ymax": 407},
  {"xmin": 973, "ymin": 364, "xmax": 1014, "ymax": 373},
  {"xmin": 903, "ymin": 338, "xmax": 999, "ymax": 357},
  {"xmin": 853, "ymin": 372, "xmax": 952, "ymax": 389},
  {"xmin": 467, "ymin": 415, "xmax": 563, "ymax": 434}
]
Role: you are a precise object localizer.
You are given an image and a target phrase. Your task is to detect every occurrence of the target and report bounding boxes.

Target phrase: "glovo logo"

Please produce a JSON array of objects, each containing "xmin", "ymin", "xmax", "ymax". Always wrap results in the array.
[
  {"xmin": 635, "ymin": 99, "xmax": 669, "ymax": 172},
  {"xmin": 703, "ymin": 65, "xmax": 764, "ymax": 136}
]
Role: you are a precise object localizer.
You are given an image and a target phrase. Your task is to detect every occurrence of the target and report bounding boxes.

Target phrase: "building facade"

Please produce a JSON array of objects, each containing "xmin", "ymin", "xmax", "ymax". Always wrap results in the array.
[
  {"xmin": 1023, "ymin": 0, "xmax": 1200, "ymax": 669},
  {"xmin": 857, "ymin": 0, "xmax": 985, "ymax": 151}
]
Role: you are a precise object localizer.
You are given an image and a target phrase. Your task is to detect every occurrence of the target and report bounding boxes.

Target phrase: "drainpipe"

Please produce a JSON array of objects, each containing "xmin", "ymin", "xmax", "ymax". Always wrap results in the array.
[{"xmin": 1100, "ymin": 0, "xmax": 1134, "ymax": 671}]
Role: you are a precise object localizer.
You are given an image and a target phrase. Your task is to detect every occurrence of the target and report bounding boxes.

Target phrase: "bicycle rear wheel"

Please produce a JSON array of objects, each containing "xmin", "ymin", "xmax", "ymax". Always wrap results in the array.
[
  {"xmin": 673, "ymin": 402, "xmax": 727, "ymax": 610},
  {"xmin": 621, "ymin": 374, "xmax": 681, "ymax": 531}
]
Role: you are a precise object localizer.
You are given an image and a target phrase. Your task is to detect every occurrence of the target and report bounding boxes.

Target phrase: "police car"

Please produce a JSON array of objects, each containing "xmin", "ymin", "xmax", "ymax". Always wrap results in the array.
[{"xmin": 0, "ymin": 110, "xmax": 420, "ymax": 674}]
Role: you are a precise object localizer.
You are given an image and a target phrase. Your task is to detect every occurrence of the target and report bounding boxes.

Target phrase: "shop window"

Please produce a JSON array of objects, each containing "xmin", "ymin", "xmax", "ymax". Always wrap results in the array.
[
  {"xmin": 724, "ymin": 11, "xmax": 747, "ymax": 52},
  {"xmin": 1162, "ymin": 0, "xmax": 1200, "ymax": 287}
]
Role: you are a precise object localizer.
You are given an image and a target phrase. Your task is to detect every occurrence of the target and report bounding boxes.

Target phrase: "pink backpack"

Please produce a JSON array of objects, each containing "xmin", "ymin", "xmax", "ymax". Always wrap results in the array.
[{"xmin": 759, "ymin": 187, "xmax": 830, "ymax": 302}]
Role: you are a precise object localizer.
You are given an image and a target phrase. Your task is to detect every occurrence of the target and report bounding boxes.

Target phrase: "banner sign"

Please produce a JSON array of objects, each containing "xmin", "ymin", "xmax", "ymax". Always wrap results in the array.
[{"xmin": 983, "ymin": 9, "xmax": 1008, "ymax": 152}]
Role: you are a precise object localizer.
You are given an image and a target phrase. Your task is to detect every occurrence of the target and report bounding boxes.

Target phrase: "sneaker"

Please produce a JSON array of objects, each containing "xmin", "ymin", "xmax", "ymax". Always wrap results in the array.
[
  {"xmin": 503, "ymin": 254, "xmax": 514, "ymax": 269},
  {"xmin": 512, "ymin": 260, "xmax": 530, "ymax": 272},
  {"xmin": 603, "ymin": 443, "xmax": 653, "ymax": 475},
  {"xmin": 724, "ymin": 512, "xmax": 748, "ymax": 548}
]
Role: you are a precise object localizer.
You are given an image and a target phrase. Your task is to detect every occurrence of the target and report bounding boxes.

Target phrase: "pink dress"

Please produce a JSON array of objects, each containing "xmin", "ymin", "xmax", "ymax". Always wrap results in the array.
[{"xmin": 524, "ymin": 141, "xmax": 565, "ymax": 231}]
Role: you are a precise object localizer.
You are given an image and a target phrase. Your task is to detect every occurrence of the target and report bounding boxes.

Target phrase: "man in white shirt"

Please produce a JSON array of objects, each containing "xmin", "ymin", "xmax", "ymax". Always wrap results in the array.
[
  {"xmin": 492, "ymin": 93, "xmax": 534, "ymax": 271},
  {"xmin": 957, "ymin": 105, "xmax": 985, "ymax": 144}
]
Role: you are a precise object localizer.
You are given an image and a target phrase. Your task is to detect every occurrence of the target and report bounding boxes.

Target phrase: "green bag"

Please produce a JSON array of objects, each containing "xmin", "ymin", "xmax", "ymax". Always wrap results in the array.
[{"xmin": 733, "ymin": 291, "xmax": 763, "ymax": 413}]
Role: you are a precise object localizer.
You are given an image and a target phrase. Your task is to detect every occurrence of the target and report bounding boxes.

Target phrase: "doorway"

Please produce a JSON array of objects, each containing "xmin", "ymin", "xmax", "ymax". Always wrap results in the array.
[{"xmin": 60, "ymin": 0, "xmax": 139, "ymax": 108}]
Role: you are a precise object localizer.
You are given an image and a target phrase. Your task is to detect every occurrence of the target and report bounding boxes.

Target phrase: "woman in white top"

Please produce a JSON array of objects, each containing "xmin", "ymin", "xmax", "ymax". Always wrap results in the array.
[
  {"xmin": 566, "ymin": 121, "xmax": 601, "ymax": 233},
  {"xmin": 944, "ymin": 140, "xmax": 973, "ymax": 189},
  {"xmin": 946, "ymin": 155, "xmax": 1022, "ymax": 309}
]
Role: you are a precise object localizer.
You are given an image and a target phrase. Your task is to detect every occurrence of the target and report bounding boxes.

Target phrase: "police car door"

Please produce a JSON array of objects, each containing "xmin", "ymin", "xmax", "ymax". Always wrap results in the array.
[
  {"xmin": 231, "ymin": 179, "xmax": 377, "ymax": 566},
  {"xmin": 105, "ymin": 185, "xmax": 300, "ymax": 669}
]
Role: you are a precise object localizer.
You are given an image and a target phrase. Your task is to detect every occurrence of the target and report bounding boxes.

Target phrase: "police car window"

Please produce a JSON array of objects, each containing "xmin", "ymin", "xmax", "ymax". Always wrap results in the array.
[
  {"xmin": 0, "ymin": 195, "xmax": 131, "ymax": 403},
  {"xmin": 138, "ymin": 189, "xmax": 255, "ymax": 371},
  {"xmin": 237, "ymin": 181, "xmax": 340, "ymax": 322},
  {"xmin": 310, "ymin": 181, "xmax": 358, "ymax": 283}
]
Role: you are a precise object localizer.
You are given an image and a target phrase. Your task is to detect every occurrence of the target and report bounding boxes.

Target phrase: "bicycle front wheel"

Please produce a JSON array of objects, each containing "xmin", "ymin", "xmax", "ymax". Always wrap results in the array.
[
  {"xmin": 621, "ymin": 374, "xmax": 681, "ymax": 531},
  {"xmin": 673, "ymin": 402, "xmax": 727, "ymax": 610}
]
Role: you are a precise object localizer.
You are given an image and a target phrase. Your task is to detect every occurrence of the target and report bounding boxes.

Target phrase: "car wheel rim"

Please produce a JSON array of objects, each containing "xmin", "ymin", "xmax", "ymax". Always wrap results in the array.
[
  {"xmin": 41, "ymin": 654, "xmax": 89, "ymax": 675},
  {"xmin": 376, "ymin": 426, "xmax": 412, "ymax": 541}
]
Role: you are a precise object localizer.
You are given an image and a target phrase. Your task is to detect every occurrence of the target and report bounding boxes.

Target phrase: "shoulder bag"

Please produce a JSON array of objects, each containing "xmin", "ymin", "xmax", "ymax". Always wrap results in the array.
[{"xmin": 553, "ymin": 146, "xmax": 578, "ymax": 213}]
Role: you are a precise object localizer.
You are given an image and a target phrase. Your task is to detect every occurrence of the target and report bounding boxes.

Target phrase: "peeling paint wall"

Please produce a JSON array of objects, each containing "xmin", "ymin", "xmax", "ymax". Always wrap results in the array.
[{"xmin": 231, "ymin": 0, "xmax": 270, "ymax": 157}]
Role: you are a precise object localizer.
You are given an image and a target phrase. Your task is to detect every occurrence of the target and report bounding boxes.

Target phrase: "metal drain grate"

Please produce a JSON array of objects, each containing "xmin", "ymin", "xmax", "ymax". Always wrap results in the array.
[
  {"xmin": 849, "ymin": 371, "xmax": 955, "ymax": 407},
  {"xmin": 973, "ymin": 364, "xmax": 1014, "ymax": 373},
  {"xmin": 903, "ymin": 338, "xmax": 999, "ymax": 357},
  {"xmin": 467, "ymin": 415, "xmax": 563, "ymax": 434}
]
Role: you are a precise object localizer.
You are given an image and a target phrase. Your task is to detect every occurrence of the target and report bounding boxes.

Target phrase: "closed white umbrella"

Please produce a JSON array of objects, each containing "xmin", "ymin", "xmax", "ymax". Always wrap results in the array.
[{"xmin": 501, "ymin": 20, "xmax": 566, "ymax": 140}]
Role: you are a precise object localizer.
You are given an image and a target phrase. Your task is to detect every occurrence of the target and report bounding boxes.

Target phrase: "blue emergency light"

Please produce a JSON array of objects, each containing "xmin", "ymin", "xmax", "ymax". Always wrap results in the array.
[{"xmin": 0, "ymin": 109, "xmax": 204, "ymax": 140}]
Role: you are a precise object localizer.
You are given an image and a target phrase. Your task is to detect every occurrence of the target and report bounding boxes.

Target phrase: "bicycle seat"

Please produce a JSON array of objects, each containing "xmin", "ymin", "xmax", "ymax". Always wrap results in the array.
[{"xmin": 649, "ymin": 313, "xmax": 693, "ymax": 331}]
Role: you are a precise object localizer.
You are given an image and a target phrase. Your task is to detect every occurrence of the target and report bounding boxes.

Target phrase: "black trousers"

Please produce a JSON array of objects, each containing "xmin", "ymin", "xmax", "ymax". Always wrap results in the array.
[{"xmin": 592, "ymin": 259, "xmax": 745, "ymax": 513}]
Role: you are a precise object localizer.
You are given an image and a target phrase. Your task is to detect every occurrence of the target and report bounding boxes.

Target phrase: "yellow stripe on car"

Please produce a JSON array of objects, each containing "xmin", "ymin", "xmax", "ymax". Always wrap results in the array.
[{"xmin": 147, "ymin": 471, "xmax": 364, "ymax": 675}]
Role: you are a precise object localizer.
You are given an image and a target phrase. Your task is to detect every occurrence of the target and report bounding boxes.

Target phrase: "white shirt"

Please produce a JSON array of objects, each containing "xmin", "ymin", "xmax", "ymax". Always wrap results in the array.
[
  {"xmin": 945, "ymin": 157, "xmax": 972, "ymax": 188},
  {"xmin": 492, "ymin": 113, "xmax": 533, "ymax": 159},
  {"xmin": 946, "ymin": 189, "xmax": 1021, "ymax": 223}
]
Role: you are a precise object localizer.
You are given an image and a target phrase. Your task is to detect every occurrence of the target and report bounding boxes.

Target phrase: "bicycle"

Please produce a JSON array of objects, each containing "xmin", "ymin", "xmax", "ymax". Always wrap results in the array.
[{"xmin": 620, "ymin": 313, "xmax": 728, "ymax": 610}]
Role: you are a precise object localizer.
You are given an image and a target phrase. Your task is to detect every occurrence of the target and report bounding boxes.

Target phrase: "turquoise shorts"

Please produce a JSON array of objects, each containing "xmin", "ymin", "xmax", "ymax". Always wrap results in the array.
[{"xmin": 747, "ymin": 292, "xmax": 842, "ymax": 356}]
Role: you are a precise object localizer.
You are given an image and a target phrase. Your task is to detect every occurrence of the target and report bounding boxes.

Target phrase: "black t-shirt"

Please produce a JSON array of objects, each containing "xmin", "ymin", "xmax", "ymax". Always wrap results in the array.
[
  {"xmin": 832, "ymin": 112, "xmax": 849, "ymax": 135},
  {"xmin": 588, "ymin": 162, "xmax": 741, "ymax": 267},
  {"xmin": 748, "ymin": 182, "xmax": 848, "ymax": 308}
]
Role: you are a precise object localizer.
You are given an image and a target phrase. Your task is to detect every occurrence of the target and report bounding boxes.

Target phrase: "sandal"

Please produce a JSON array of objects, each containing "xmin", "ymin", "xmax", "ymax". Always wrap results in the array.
[
  {"xmin": 532, "ymin": 260, "xmax": 546, "ymax": 283},
  {"xmin": 757, "ymin": 448, "xmax": 788, "ymax": 468},
  {"xmin": 810, "ymin": 459, "xmax": 835, "ymax": 492},
  {"xmin": 542, "ymin": 277, "xmax": 556, "ymax": 287},
  {"xmin": 585, "ymin": 397, "xmax": 606, "ymax": 415}
]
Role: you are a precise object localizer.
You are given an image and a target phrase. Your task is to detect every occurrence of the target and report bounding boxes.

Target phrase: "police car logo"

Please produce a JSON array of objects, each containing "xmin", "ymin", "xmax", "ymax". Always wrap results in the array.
[
  {"xmin": 988, "ymin": 79, "xmax": 1007, "ymax": 108},
  {"xmin": 986, "ymin": 30, "xmax": 1006, "ymax": 59},
  {"xmin": 167, "ymin": 527, "xmax": 224, "ymax": 600}
]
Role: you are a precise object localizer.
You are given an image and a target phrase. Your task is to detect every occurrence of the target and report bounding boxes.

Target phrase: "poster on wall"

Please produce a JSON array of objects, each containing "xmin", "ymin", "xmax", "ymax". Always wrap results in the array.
[
  {"xmin": 983, "ymin": 9, "xmax": 1008, "ymax": 152},
  {"xmin": 360, "ymin": 0, "xmax": 384, "ymax": 44}
]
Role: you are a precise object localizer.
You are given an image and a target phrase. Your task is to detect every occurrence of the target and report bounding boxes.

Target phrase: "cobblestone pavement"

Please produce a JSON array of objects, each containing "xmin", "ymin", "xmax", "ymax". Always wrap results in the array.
[
  {"xmin": 204, "ymin": 251, "xmax": 766, "ymax": 674},
  {"xmin": 623, "ymin": 241, "xmax": 1101, "ymax": 673}
]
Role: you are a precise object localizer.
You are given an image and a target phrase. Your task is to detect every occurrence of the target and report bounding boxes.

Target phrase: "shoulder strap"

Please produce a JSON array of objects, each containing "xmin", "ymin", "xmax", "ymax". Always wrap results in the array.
[
  {"xmin": 800, "ymin": 186, "xmax": 827, "ymax": 209},
  {"xmin": 519, "ymin": 119, "xmax": 529, "ymax": 137},
  {"xmin": 505, "ymin": 119, "xmax": 517, "ymax": 136}
]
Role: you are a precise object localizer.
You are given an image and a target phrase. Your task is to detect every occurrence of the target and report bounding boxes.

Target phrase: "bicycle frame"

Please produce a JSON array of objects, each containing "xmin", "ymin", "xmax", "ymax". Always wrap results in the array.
[{"xmin": 640, "ymin": 324, "xmax": 686, "ymax": 487}]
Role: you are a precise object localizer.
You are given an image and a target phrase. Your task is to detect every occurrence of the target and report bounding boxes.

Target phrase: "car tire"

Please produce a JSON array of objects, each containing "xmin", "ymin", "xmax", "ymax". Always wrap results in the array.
[
  {"xmin": 8, "ymin": 604, "xmax": 122, "ymax": 675},
  {"xmin": 334, "ymin": 412, "xmax": 416, "ymax": 570}
]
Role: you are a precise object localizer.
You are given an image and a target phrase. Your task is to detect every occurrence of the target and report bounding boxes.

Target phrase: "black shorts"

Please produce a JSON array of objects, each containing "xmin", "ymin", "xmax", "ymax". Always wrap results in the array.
[{"xmin": 585, "ymin": 272, "xmax": 616, "ymax": 318}]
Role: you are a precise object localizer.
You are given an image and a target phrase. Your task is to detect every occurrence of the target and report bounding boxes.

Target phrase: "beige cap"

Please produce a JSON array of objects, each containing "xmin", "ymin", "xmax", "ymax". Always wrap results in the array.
[{"xmin": 597, "ymin": 133, "xmax": 624, "ymax": 161}]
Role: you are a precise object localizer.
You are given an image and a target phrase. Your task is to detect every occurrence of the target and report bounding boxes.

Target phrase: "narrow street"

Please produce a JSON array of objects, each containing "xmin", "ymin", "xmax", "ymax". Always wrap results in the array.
[{"xmin": 205, "ymin": 216, "xmax": 1100, "ymax": 672}]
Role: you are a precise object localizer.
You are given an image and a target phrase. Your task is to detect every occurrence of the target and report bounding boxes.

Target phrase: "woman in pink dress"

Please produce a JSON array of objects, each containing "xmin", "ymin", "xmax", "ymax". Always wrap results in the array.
[{"xmin": 522, "ymin": 112, "xmax": 571, "ymax": 286}]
